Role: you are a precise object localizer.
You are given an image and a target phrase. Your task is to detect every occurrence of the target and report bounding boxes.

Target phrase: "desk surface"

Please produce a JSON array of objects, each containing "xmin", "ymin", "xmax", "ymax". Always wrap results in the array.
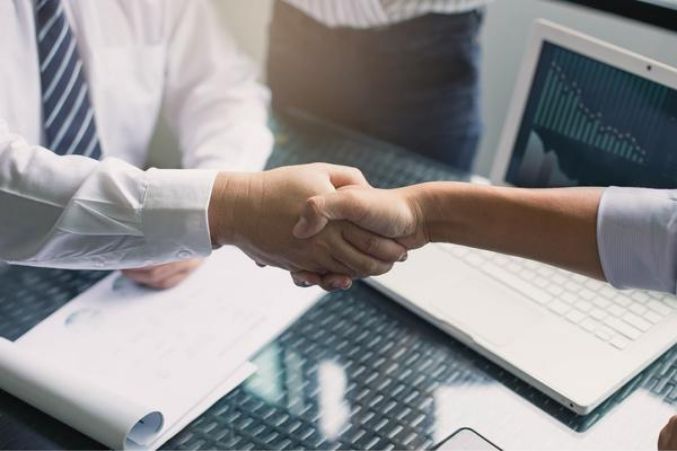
[{"xmin": 0, "ymin": 112, "xmax": 674, "ymax": 450}]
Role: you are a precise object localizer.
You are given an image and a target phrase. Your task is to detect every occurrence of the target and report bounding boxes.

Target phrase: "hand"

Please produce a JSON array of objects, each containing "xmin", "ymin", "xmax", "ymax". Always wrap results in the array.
[
  {"xmin": 293, "ymin": 185, "xmax": 429, "ymax": 247},
  {"xmin": 290, "ymin": 185, "xmax": 429, "ymax": 289},
  {"xmin": 121, "ymin": 259, "xmax": 203, "ymax": 290},
  {"xmin": 208, "ymin": 164, "xmax": 407, "ymax": 287},
  {"xmin": 659, "ymin": 416, "xmax": 677, "ymax": 450}
]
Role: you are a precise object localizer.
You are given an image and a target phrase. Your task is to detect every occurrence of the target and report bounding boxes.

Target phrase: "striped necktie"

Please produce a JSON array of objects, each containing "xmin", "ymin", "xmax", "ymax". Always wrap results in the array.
[{"xmin": 35, "ymin": 0, "xmax": 102, "ymax": 159}]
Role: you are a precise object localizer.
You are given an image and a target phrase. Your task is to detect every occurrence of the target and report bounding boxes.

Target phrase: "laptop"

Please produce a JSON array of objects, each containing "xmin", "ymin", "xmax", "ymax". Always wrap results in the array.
[{"xmin": 368, "ymin": 19, "xmax": 677, "ymax": 415}]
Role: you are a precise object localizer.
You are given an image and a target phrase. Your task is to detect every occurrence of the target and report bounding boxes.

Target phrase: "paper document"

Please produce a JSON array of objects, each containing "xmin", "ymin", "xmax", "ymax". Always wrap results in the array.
[
  {"xmin": 0, "ymin": 247, "xmax": 322, "ymax": 449},
  {"xmin": 0, "ymin": 339, "xmax": 253, "ymax": 449}
]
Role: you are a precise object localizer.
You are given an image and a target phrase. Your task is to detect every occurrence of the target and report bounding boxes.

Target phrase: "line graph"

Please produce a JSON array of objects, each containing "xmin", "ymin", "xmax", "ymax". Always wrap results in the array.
[
  {"xmin": 508, "ymin": 42, "xmax": 677, "ymax": 189},
  {"xmin": 532, "ymin": 50, "xmax": 669, "ymax": 165}
]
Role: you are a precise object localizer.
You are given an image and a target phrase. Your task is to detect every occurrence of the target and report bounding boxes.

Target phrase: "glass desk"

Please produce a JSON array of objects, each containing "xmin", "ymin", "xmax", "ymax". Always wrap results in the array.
[{"xmin": 0, "ymin": 112, "xmax": 674, "ymax": 449}]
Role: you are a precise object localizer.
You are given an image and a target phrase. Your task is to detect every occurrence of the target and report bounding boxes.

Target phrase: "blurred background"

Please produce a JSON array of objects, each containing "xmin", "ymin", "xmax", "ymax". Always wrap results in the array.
[{"xmin": 149, "ymin": 0, "xmax": 677, "ymax": 177}]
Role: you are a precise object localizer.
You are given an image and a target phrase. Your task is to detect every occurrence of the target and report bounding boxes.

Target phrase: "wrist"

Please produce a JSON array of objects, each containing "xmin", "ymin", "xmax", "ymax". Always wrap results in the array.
[
  {"xmin": 402, "ymin": 185, "xmax": 433, "ymax": 246},
  {"xmin": 406, "ymin": 182, "xmax": 470, "ymax": 244},
  {"xmin": 208, "ymin": 172, "xmax": 260, "ymax": 247}
]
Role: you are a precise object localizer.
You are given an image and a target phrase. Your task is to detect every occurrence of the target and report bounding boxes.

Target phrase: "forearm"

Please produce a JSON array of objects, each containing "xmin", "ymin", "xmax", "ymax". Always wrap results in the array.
[
  {"xmin": 410, "ymin": 182, "xmax": 605, "ymax": 280},
  {"xmin": 0, "ymin": 124, "xmax": 214, "ymax": 268},
  {"xmin": 208, "ymin": 172, "xmax": 261, "ymax": 247}
]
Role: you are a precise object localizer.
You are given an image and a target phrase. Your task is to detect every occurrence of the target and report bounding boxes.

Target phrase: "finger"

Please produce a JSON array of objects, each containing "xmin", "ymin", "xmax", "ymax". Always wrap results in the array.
[
  {"xmin": 341, "ymin": 224, "xmax": 407, "ymax": 263},
  {"xmin": 329, "ymin": 232, "xmax": 394, "ymax": 277},
  {"xmin": 125, "ymin": 266, "xmax": 183, "ymax": 288},
  {"xmin": 324, "ymin": 164, "xmax": 369, "ymax": 188},
  {"xmin": 121, "ymin": 270, "xmax": 149, "ymax": 285},
  {"xmin": 291, "ymin": 271, "xmax": 321, "ymax": 287},
  {"xmin": 122, "ymin": 262, "xmax": 179, "ymax": 281},
  {"xmin": 122, "ymin": 268, "xmax": 171, "ymax": 286},
  {"xmin": 153, "ymin": 269, "xmax": 194, "ymax": 290},
  {"xmin": 318, "ymin": 274, "xmax": 353, "ymax": 292},
  {"xmin": 121, "ymin": 266, "xmax": 158, "ymax": 277},
  {"xmin": 293, "ymin": 190, "xmax": 366, "ymax": 239},
  {"xmin": 307, "ymin": 246, "xmax": 359, "ymax": 277},
  {"xmin": 291, "ymin": 271, "xmax": 352, "ymax": 292},
  {"xmin": 122, "ymin": 260, "xmax": 201, "ymax": 287}
]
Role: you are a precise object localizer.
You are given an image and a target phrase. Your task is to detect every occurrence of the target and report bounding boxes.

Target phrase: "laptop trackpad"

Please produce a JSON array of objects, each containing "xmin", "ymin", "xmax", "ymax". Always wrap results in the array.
[{"xmin": 429, "ymin": 273, "xmax": 542, "ymax": 347}]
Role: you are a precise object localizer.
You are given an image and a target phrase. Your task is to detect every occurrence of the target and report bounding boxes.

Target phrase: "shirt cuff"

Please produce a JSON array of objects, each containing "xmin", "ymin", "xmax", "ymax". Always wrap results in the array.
[
  {"xmin": 142, "ymin": 168, "xmax": 217, "ymax": 261},
  {"xmin": 597, "ymin": 186, "xmax": 677, "ymax": 293}
]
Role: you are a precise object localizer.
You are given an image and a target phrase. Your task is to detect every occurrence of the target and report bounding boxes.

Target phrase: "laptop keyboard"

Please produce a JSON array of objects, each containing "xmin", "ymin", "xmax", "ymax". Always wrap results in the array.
[
  {"xmin": 271, "ymin": 113, "xmax": 677, "ymax": 350},
  {"xmin": 439, "ymin": 244, "xmax": 677, "ymax": 350}
]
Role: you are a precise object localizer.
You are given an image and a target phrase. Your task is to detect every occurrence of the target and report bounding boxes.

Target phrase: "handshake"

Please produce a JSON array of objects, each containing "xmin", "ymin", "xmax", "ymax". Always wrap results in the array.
[{"xmin": 207, "ymin": 163, "xmax": 429, "ymax": 291}]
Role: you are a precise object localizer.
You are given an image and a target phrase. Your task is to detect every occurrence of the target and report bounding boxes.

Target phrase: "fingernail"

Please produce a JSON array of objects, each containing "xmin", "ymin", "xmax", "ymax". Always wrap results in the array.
[
  {"xmin": 330, "ymin": 282, "xmax": 343, "ymax": 291},
  {"xmin": 399, "ymin": 252, "xmax": 408, "ymax": 262},
  {"xmin": 334, "ymin": 280, "xmax": 351, "ymax": 291}
]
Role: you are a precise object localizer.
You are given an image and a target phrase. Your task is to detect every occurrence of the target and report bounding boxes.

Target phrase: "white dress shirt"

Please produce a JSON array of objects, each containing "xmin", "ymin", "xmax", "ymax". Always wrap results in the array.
[
  {"xmin": 597, "ymin": 187, "xmax": 677, "ymax": 295},
  {"xmin": 283, "ymin": 0, "xmax": 492, "ymax": 28},
  {"xmin": 0, "ymin": 0, "xmax": 272, "ymax": 269}
]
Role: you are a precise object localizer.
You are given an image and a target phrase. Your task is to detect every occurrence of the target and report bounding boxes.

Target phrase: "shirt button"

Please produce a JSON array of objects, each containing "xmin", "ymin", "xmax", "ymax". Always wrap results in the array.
[{"xmin": 177, "ymin": 250, "xmax": 192, "ymax": 259}]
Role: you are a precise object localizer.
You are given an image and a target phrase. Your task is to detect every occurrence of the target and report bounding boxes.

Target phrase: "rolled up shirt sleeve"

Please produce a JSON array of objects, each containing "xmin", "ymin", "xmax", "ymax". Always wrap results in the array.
[
  {"xmin": 0, "ymin": 122, "xmax": 216, "ymax": 269},
  {"xmin": 597, "ymin": 186, "xmax": 677, "ymax": 294}
]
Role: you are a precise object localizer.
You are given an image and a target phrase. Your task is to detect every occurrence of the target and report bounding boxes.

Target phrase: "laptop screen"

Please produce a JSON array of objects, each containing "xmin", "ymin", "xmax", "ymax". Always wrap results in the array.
[{"xmin": 505, "ymin": 42, "xmax": 677, "ymax": 188}]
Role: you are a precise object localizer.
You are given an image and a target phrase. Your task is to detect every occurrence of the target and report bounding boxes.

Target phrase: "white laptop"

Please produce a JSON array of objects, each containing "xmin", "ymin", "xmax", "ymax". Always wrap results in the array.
[{"xmin": 369, "ymin": 19, "xmax": 677, "ymax": 415}]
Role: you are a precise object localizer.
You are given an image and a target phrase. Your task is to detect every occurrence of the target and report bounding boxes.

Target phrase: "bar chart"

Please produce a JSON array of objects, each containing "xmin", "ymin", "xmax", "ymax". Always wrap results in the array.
[
  {"xmin": 532, "ymin": 52, "xmax": 669, "ymax": 164},
  {"xmin": 507, "ymin": 42, "xmax": 677, "ymax": 188}
]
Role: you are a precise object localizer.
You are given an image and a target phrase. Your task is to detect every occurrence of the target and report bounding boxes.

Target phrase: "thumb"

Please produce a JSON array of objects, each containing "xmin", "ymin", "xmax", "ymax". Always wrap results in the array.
[{"xmin": 293, "ymin": 191, "xmax": 359, "ymax": 239}]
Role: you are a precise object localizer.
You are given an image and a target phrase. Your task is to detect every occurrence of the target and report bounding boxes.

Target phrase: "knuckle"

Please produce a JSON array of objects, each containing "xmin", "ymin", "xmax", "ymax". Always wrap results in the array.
[
  {"xmin": 364, "ymin": 235, "xmax": 380, "ymax": 255},
  {"xmin": 349, "ymin": 167, "xmax": 364, "ymax": 179},
  {"xmin": 305, "ymin": 197, "xmax": 323, "ymax": 217},
  {"xmin": 339, "ymin": 264, "xmax": 358, "ymax": 279},
  {"xmin": 359, "ymin": 259, "xmax": 379, "ymax": 276}
]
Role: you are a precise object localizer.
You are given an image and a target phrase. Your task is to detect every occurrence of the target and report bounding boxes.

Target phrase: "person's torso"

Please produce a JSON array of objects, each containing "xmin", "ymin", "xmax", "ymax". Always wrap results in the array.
[
  {"xmin": 282, "ymin": 0, "xmax": 492, "ymax": 28},
  {"xmin": 1, "ymin": 0, "xmax": 172, "ymax": 165}
]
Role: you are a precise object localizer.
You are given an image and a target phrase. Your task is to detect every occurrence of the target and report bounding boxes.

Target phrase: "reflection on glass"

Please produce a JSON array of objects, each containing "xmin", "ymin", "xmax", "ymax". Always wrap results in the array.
[
  {"xmin": 246, "ymin": 344, "xmax": 310, "ymax": 416},
  {"xmin": 317, "ymin": 360, "xmax": 350, "ymax": 441},
  {"xmin": 284, "ymin": 349, "xmax": 307, "ymax": 416},
  {"xmin": 246, "ymin": 344, "xmax": 284, "ymax": 404}
]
